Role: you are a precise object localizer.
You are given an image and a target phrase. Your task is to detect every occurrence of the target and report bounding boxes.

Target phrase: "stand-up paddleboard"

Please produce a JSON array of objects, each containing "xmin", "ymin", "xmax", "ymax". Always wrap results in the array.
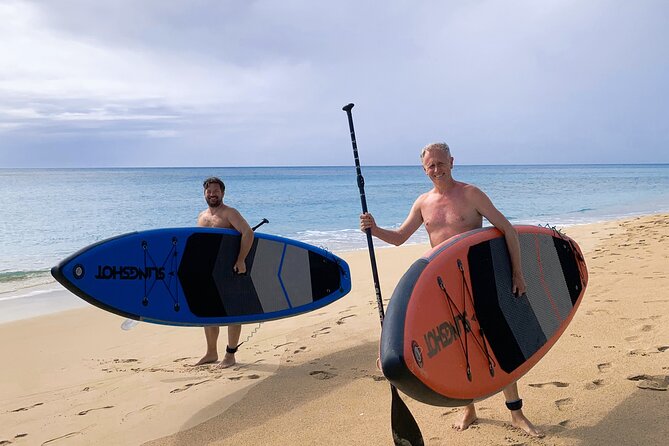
[
  {"xmin": 51, "ymin": 228, "xmax": 351, "ymax": 326},
  {"xmin": 380, "ymin": 225, "xmax": 588, "ymax": 407}
]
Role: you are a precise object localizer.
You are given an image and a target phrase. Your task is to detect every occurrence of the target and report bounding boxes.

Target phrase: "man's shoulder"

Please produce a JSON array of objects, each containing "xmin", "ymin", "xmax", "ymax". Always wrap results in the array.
[
  {"xmin": 458, "ymin": 181, "xmax": 483, "ymax": 194},
  {"xmin": 417, "ymin": 189, "xmax": 434, "ymax": 201},
  {"xmin": 218, "ymin": 204, "xmax": 239, "ymax": 216}
]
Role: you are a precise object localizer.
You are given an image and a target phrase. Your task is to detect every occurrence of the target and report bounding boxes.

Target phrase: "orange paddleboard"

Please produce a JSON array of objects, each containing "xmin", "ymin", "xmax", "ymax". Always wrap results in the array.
[{"xmin": 380, "ymin": 225, "xmax": 588, "ymax": 406}]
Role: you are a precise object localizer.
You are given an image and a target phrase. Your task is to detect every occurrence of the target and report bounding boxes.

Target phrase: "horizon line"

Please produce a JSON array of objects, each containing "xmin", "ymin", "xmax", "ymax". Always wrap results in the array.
[{"xmin": 1, "ymin": 162, "xmax": 669, "ymax": 170}]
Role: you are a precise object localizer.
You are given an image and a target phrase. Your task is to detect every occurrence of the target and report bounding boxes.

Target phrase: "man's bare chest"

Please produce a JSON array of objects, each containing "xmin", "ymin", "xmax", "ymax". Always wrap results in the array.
[
  {"xmin": 421, "ymin": 198, "xmax": 481, "ymax": 231},
  {"xmin": 200, "ymin": 214, "xmax": 232, "ymax": 229}
]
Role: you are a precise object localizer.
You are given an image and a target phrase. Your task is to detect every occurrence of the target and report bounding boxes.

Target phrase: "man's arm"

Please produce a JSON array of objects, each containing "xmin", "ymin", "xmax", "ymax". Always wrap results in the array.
[
  {"xmin": 469, "ymin": 187, "xmax": 527, "ymax": 296},
  {"xmin": 360, "ymin": 196, "xmax": 424, "ymax": 246},
  {"xmin": 227, "ymin": 209, "xmax": 254, "ymax": 274}
]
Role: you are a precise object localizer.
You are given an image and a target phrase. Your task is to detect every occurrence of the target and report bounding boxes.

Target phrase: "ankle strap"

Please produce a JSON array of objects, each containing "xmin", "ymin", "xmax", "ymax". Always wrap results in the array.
[
  {"xmin": 505, "ymin": 399, "xmax": 523, "ymax": 411},
  {"xmin": 226, "ymin": 342, "xmax": 243, "ymax": 354}
]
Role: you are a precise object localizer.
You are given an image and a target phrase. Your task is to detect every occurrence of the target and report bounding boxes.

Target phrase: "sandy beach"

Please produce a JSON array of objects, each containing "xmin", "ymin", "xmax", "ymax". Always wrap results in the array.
[{"xmin": 2, "ymin": 214, "xmax": 668, "ymax": 446}]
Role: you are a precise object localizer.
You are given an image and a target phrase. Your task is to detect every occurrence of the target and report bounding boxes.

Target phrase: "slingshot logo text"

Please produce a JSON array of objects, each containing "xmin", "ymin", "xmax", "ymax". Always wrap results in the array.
[
  {"xmin": 423, "ymin": 312, "xmax": 470, "ymax": 359},
  {"xmin": 95, "ymin": 265, "xmax": 165, "ymax": 280}
]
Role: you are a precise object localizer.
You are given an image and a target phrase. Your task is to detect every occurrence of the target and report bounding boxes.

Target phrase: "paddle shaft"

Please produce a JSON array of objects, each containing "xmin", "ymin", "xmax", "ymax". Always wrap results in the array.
[
  {"xmin": 342, "ymin": 103, "xmax": 424, "ymax": 446},
  {"xmin": 342, "ymin": 103, "xmax": 385, "ymax": 324}
]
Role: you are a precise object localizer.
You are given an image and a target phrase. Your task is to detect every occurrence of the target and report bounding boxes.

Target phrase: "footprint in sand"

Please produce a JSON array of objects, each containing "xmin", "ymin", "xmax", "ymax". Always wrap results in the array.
[
  {"xmin": 586, "ymin": 309, "xmax": 610, "ymax": 316},
  {"xmin": 627, "ymin": 348, "xmax": 665, "ymax": 357},
  {"xmin": 502, "ymin": 434, "xmax": 529, "ymax": 445},
  {"xmin": 293, "ymin": 346, "xmax": 307, "ymax": 354},
  {"xmin": 640, "ymin": 325, "xmax": 654, "ymax": 332},
  {"xmin": 122, "ymin": 404, "xmax": 156, "ymax": 422},
  {"xmin": 558, "ymin": 419, "xmax": 573, "ymax": 428},
  {"xmin": 311, "ymin": 327, "xmax": 331, "ymax": 338},
  {"xmin": 597, "ymin": 362, "xmax": 612, "ymax": 373},
  {"xmin": 625, "ymin": 335, "xmax": 640, "ymax": 342},
  {"xmin": 169, "ymin": 379, "xmax": 211, "ymax": 393},
  {"xmin": 42, "ymin": 432, "xmax": 82, "ymax": 445},
  {"xmin": 585, "ymin": 379, "xmax": 605, "ymax": 390},
  {"xmin": 627, "ymin": 374, "xmax": 669, "ymax": 391},
  {"xmin": 336, "ymin": 315, "xmax": 356, "ymax": 325},
  {"xmin": 10, "ymin": 402, "xmax": 43, "ymax": 412},
  {"xmin": 77, "ymin": 406, "xmax": 114, "ymax": 416},
  {"xmin": 658, "ymin": 346, "xmax": 669, "ymax": 352},
  {"xmin": 363, "ymin": 373, "xmax": 386, "ymax": 382},
  {"xmin": 555, "ymin": 398, "xmax": 574, "ymax": 411},
  {"xmin": 113, "ymin": 358, "xmax": 139, "ymax": 364},
  {"xmin": 173, "ymin": 357, "xmax": 191, "ymax": 363},
  {"xmin": 528, "ymin": 381, "xmax": 569, "ymax": 388},
  {"xmin": 228, "ymin": 374, "xmax": 262, "ymax": 381},
  {"xmin": 309, "ymin": 370, "xmax": 336, "ymax": 380}
]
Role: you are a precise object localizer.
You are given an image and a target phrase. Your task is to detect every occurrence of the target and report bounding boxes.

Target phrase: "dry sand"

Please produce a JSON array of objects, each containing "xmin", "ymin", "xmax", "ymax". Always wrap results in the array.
[{"xmin": 2, "ymin": 214, "xmax": 668, "ymax": 445}]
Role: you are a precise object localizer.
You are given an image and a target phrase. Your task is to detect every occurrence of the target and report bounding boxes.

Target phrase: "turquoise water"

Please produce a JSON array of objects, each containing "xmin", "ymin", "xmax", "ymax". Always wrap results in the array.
[{"xmin": 1, "ymin": 164, "xmax": 668, "ymax": 295}]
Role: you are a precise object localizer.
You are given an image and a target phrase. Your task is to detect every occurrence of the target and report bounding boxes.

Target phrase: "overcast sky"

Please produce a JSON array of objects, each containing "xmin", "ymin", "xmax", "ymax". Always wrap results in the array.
[{"xmin": 1, "ymin": 0, "xmax": 668, "ymax": 167}]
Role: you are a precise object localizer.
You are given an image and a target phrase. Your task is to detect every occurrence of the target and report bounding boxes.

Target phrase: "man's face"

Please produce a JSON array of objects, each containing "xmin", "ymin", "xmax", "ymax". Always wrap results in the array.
[
  {"xmin": 422, "ymin": 149, "xmax": 453, "ymax": 182},
  {"xmin": 205, "ymin": 184, "xmax": 223, "ymax": 207}
]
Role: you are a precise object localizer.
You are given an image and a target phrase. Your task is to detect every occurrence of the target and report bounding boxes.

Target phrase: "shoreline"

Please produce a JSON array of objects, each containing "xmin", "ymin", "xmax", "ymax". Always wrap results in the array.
[
  {"xmin": 0, "ymin": 283, "xmax": 86, "ymax": 325},
  {"xmin": 2, "ymin": 213, "xmax": 668, "ymax": 445}
]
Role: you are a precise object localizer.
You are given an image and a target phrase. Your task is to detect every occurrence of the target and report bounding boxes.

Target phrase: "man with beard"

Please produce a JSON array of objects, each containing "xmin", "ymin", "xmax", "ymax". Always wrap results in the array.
[
  {"xmin": 194, "ymin": 176, "xmax": 254, "ymax": 368},
  {"xmin": 360, "ymin": 143, "xmax": 543, "ymax": 437}
]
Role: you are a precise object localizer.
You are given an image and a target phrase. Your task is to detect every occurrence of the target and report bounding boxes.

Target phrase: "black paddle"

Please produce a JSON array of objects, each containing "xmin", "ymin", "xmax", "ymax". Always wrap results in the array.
[
  {"xmin": 251, "ymin": 218, "xmax": 269, "ymax": 231},
  {"xmin": 342, "ymin": 103, "xmax": 424, "ymax": 446}
]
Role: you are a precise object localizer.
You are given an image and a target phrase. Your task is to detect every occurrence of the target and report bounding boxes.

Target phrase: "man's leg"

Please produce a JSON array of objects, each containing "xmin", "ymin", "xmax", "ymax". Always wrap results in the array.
[
  {"xmin": 194, "ymin": 326, "xmax": 220, "ymax": 365},
  {"xmin": 453, "ymin": 403, "xmax": 478, "ymax": 431},
  {"xmin": 503, "ymin": 382, "xmax": 544, "ymax": 437},
  {"xmin": 220, "ymin": 324, "xmax": 242, "ymax": 368}
]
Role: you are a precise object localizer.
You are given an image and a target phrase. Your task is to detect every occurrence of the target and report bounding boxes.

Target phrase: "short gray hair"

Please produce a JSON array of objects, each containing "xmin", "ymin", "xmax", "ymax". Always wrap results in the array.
[{"xmin": 420, "ymin": 142, "xmax": 451, "ymax": 160}]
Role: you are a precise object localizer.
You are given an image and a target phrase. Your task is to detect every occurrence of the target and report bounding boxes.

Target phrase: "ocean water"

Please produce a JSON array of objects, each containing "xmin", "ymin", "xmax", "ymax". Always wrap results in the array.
[{"xmin": 1, "ymin": 164, "xmax": 669, "ymax": 297}]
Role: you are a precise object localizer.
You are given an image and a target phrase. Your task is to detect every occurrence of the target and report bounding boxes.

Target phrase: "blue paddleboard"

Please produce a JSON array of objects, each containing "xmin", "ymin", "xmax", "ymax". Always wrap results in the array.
[{"xmin": 51, "ymin": 228, "xmax": 351, "ymax": 326}]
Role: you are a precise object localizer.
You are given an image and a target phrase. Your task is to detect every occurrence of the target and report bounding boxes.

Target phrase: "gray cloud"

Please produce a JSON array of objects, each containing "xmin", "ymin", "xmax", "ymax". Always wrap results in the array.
[{"xmin": 1, "ymin": 0, "xmax": 667, "ymax": 167}]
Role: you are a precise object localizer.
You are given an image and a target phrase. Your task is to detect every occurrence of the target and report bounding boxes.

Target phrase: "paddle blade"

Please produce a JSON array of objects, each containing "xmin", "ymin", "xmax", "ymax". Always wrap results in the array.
[{"xmin": 391, "ymin": 386, "xmax": 424, "ymax": 446}]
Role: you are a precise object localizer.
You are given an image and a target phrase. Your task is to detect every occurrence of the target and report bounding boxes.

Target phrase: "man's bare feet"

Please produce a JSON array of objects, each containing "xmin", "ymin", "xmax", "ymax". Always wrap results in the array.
[
  {"xmin": 452, "ymin": 405, "xmax": 478, "ymax": 431},
  {"xmin": 218, "ymin": 352, "xmax": 236, "ymax": 369},
  {"xmin": 510, "ymin": 410, "xmax": 544, "ymax": 437},
  {"xmin": 193, "ymin": 353, "xmax": 218, "ymax": 366}
]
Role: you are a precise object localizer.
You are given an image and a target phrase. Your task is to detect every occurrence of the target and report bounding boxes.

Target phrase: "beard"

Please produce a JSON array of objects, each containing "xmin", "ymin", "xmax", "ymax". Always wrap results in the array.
[{"xmin": 206, "ymin": 196, "xmax": 221, "ymax": 207}]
